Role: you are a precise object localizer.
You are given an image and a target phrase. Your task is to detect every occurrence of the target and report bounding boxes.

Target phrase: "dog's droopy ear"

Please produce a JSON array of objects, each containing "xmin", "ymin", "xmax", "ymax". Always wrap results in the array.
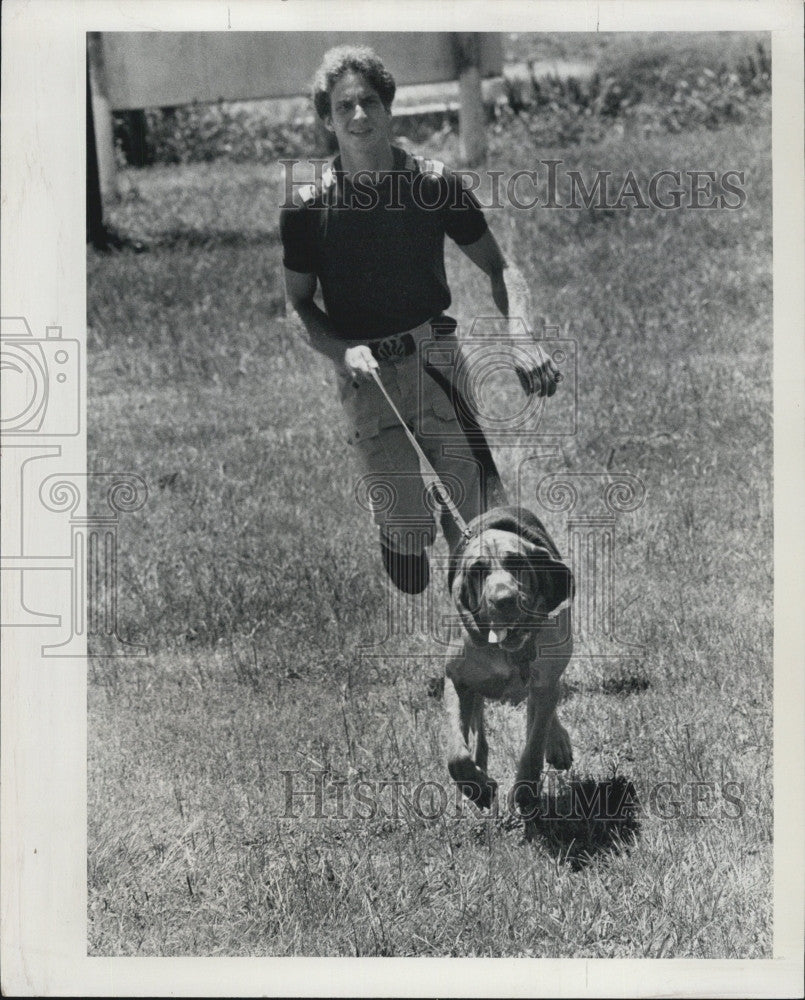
[
  {"xmin": 452, "ymin": 568, "xmax": 484, "ymax": 645},
  {"xmin": 526, "ymin": 545, "xmax": 574, "ymax": 615}
]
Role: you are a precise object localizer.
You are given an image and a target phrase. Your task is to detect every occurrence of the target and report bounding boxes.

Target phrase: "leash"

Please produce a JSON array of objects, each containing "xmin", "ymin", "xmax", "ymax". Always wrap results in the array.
[{"xmin": 370, "ymin": 368, "xmax": 474, "ymax": 541}]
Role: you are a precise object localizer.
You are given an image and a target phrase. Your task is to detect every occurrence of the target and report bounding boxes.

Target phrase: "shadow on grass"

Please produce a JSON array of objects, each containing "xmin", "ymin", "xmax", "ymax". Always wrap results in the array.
[
  {"xmin": 599, "ymin": 674, "xmax": 650, "ymax": 696},
  {"xmin": 96, "ymin": 226, "xmax": 282, "ymax": 253},
  {"xmin": 525, "ymin": 774, "xmax": 641, "ymax": 871},
  {"xmin": 151, "ymin": 227, "xmax": 282, "ymax": 250},
  {"xmin": 561, "ymin": 669, "xmax": 650, "ymax": 700}
]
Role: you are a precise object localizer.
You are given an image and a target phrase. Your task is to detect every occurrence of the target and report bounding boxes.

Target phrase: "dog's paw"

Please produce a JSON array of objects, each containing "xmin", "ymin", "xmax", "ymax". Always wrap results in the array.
[
  {"xmin": 449, "ymin": 757, "xmax": 497, "ymax": 810},
  {"xmin": 513, "ymin": 779, "xmax": 542, "ymax": 821},
  {"xmin": 545, "ymin": 721, "xmax": 573, "ymax": 771}
]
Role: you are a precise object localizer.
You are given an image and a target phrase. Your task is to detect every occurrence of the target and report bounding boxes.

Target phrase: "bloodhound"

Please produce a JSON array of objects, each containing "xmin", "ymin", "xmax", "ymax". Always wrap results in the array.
[{"xmin": 444, "ymin": 506, "xmax": 575, "ymax": 818}]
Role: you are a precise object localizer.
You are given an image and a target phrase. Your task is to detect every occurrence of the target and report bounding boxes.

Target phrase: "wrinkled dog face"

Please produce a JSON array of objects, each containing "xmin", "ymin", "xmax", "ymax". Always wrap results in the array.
[{"xmin": 453, "ymin": 529, "xmax": 566, "ymax": 651}]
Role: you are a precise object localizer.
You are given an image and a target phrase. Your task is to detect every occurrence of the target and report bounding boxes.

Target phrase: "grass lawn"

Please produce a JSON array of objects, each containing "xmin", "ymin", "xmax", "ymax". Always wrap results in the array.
[{"xmin": 88, "ymin": 36, "xmax": 772, "ymax": 957}]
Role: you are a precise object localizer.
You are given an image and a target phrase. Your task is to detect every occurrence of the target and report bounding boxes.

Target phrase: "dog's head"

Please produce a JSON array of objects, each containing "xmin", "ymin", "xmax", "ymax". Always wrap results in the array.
[{"xmin": 448, "ymin": 507, "xmax": 573, "ymax": 651}]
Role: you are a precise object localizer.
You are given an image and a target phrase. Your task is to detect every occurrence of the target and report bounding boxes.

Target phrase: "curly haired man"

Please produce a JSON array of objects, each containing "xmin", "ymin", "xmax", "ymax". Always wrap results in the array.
[{"xmin": 281, "ymin": 46, "xmax": 560, "ymax": 594}]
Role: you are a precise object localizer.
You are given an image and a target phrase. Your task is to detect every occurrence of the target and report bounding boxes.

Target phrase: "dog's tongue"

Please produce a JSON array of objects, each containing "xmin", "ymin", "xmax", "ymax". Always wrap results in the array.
[{"xmin": 488, "ymin": 627, "xmax": 509, "ymax": 645}]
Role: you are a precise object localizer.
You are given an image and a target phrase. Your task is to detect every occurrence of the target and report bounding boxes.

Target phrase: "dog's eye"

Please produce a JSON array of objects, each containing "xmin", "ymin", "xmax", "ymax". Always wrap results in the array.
[
  {"xmin": 501, "ymin": 554, "xmax": 527, "ymax": 576},
  {"xmin": 468, "ymin": 559, "xmax": 490, "ymax": 578}
]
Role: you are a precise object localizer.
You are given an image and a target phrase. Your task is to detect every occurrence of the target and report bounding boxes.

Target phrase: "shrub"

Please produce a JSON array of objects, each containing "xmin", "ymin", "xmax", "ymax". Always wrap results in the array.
[
  {"xmin": 499, "ymin": 39, "xmax": 769, "ymax": 146},
  {"xmin": 113, "ymin": 39, "xmax": 771, "ymax": 166}
]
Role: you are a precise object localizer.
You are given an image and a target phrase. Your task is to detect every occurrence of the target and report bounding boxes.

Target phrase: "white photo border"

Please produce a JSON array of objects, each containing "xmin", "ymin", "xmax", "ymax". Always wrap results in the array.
[{"xmin": 1, "ymin": 0, "xmax": 802, "ymax": 995}]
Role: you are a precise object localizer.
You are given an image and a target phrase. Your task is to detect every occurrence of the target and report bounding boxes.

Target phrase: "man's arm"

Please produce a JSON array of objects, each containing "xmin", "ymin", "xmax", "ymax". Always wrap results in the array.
[
  {"xmin": 456, "ymin": 229, "xmax": 560, "ymax": 397},
  {"xmin": 456, "ymin": 229, "xmax": 535, "ymax": 334},
  {"xmin": 284, "ymin": 268, "xmax": 378, "ymax": 379}
]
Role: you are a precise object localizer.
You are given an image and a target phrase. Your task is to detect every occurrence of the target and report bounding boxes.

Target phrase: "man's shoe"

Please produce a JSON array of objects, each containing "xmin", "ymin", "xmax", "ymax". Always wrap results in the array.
[{"xmin": 380, "ymin": 542, "xmax": 430, "ymax": 594}]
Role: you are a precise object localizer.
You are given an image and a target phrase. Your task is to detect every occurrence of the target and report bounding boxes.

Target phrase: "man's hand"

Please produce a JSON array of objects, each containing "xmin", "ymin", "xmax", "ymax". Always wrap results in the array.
[
  {"xmin": 454, "ymin": 233, "xmax": 562, "ymax": 397},
  {"xmin": 514, "ymin": 346, "xmax": 563, "ymax": 398},
  {"xmin": 344, "ymin": 345, "xmax": 379, "ymax": 381}
]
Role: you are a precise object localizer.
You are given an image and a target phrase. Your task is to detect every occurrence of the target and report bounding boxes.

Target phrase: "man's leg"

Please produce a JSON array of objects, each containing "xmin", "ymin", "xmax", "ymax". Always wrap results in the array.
[
  {"xmin": 415, "ymin": 372, "xmax": 489, "ymax": 555},
  {"xmin": 354, "ymin": 425, "xmax": 438, "ymax": 594}
]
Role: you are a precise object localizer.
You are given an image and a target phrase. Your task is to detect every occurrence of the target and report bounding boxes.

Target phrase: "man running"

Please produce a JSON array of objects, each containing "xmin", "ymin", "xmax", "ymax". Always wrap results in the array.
[{"xmin": 281, "ymin": 45, "xmax": 560, "ymax": 594}]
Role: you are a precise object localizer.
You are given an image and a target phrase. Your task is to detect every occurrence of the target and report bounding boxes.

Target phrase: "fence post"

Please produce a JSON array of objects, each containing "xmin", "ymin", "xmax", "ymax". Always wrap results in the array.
[
  {"xmin": 86, "ymin": 48, "xmax": 106, "ymax": 248},
  {"xmin": 452, "ymin": 32, "xmax": 486, "ymax": 167},
  {"xmin": 87, "ymin": 32, "xmax": 118, "ymax": 204}
]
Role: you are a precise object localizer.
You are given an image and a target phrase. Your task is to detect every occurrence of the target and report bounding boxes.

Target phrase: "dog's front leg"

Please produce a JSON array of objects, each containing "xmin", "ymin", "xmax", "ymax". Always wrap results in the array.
[
  {"xmin": 513, "ymin": 683, "xmax": 562, "ymax": 818},
  {"xmin": 471, "ymin": 694, "xmax": 489, "ymax": 773},
  {"xmin": 544, "ymin": 709, "xmax": 573, "ymax": 771},
  {"xmin": 444, "ymin": 675, "xmax": 495, "ymax": 809}
]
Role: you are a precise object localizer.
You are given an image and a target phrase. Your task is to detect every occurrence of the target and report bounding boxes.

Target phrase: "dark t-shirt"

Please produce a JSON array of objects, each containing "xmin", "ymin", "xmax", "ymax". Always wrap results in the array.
[{"xmin": 280, "ymin": 146, "xmax": 488, "ymax": 340}]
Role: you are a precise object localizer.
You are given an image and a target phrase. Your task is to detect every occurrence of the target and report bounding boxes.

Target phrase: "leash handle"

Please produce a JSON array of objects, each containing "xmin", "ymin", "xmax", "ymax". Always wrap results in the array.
[{"xmin": 370, "ymin": 369, "xmax": 473, "ymax": 541}]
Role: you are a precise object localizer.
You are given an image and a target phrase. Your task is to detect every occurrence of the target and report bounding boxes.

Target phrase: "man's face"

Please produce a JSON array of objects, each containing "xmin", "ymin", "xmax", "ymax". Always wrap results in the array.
[{"xmin": 324, "ymin": 70, "xmax": 392, "ymax": 158}]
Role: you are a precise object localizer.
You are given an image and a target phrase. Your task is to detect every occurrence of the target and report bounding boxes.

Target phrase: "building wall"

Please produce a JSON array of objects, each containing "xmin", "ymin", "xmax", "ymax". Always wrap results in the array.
[{"xmin": 100, "ymin": 32, "xmax": 503, "ymax": 111}]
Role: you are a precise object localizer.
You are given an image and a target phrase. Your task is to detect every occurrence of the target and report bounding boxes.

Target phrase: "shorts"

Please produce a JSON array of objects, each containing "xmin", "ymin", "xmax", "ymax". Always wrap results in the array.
[{"xmin": 337, "ymin": 317, "xmax": 502, "ymax": 556}]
